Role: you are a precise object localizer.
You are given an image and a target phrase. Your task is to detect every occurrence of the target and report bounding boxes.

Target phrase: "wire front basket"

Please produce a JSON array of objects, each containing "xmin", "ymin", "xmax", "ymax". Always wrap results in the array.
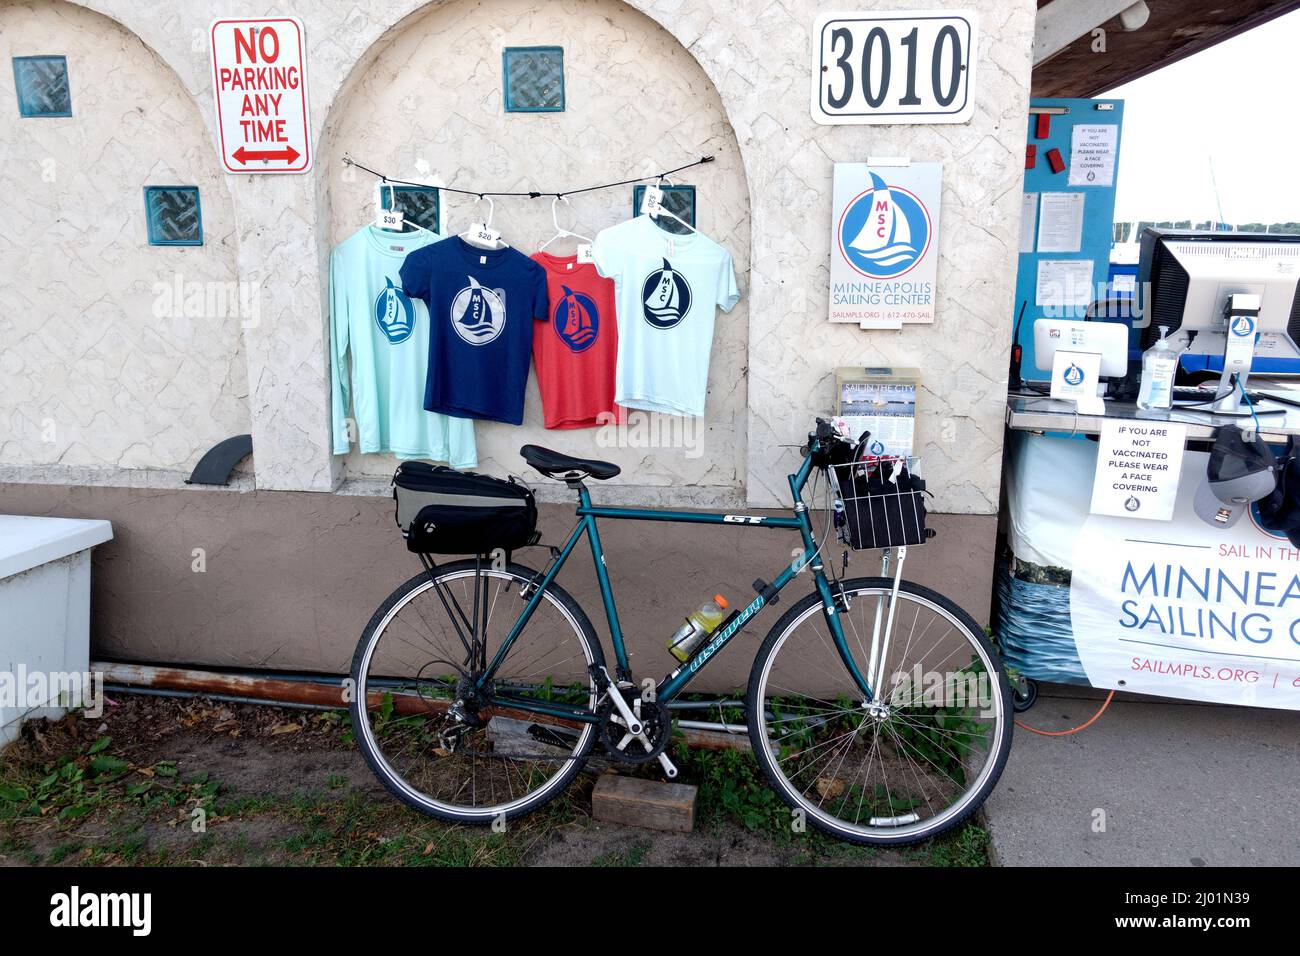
[{"xmin": 828, "ymin": 456, "xmax": 934, "ymax": 551}]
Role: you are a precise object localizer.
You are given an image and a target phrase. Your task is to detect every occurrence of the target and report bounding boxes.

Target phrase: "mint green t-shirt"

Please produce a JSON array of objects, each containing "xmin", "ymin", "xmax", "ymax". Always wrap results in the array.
[{"xmin": 330, "ymin": 225, "xmax": 477, "ymax": 466}]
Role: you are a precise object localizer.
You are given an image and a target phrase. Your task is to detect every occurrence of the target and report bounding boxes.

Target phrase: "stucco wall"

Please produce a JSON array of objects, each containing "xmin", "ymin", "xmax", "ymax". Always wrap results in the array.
[
  {"xmin": 1, "ymin": 0, "xmax": 1036, "ymax": 513},
  {"xmin": 0, "ymin": 481, "xmax": 998, "ymax": 686},
  {"xmin": 0, "ymin": 0, "xmax": 247, "ymax": 475},
  {"xmin": 325, "ymin": 0, "xmax": 750, "ymax": 493}
]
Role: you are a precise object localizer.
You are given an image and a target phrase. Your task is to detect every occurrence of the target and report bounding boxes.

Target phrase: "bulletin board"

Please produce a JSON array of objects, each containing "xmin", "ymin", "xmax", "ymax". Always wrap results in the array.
[{"xmin": 1014, "ymin": 97, "xmax": 1125, "ymax": 378}]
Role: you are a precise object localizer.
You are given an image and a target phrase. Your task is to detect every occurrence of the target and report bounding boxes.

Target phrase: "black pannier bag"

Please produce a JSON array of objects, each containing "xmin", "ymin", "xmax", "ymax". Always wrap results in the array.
[
  {"xmin": 834, "ymin": 458, "xmax": 934, "ymax": 551},
  {"xmin": 393, "ymin": 462, "xmax": 538, "ymax": 555}
]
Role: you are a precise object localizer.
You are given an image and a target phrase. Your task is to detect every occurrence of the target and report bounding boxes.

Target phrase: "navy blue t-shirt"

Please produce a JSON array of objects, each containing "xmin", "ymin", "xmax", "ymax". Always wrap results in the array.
[{"xmin": 399, "ymin": 237, "xmax": 548, "ymax": 425}]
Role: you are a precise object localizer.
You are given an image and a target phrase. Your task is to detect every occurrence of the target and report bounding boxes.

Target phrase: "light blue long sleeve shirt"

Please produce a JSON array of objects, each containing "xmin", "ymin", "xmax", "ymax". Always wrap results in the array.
[{"xmin": 330, "ymin": 225, "xmax": 477, "ymax": 467}]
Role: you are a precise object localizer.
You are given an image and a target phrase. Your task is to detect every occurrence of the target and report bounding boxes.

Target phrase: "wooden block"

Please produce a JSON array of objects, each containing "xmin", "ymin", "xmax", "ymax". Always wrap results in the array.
[{"xmin": 591, "ymin": 773, "xmax": 698, "ymax": 833}]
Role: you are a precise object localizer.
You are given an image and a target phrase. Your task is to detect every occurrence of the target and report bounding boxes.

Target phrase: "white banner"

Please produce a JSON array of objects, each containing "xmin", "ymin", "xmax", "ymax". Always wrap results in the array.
[
  {"xmin": 1004, "ymin": 434, "xmax": 1300, "ymax": 710},
  {"xmin": 829, "ymin": 162, "xmax": 942, "ymax": 328},
  {"xmin": 1070, "ymin": 456, "xmax": 1300, "ymax": 709}
]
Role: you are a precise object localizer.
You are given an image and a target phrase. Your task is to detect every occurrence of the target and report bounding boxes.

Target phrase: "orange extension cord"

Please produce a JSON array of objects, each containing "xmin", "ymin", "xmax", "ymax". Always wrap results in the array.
[{"xmin": 1014, "ymin": 690, "xmax": 1115, "ymax": 736}]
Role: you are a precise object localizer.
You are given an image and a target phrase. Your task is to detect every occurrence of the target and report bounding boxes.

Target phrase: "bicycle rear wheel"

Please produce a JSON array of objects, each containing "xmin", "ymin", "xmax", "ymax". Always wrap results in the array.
[
  {"xmin": 350, "ymin": 561, "xmax": 602, "ymax": 825},
  {"xmin": 747, "ymin": 577, "xmax": 1012, "ymax": 846}
]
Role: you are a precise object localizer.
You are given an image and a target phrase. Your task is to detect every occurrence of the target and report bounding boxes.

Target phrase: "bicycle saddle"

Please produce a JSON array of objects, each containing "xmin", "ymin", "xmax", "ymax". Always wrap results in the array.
[{"xmin": 520, "ymin": 445, "xmax": 621, "ymax": 481}]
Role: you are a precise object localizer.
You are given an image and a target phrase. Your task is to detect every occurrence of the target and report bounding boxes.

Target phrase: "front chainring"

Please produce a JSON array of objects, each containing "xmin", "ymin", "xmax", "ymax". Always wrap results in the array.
[{"xmin": 597, "ymin": 693, "xmax": 672, "ymax": 764}]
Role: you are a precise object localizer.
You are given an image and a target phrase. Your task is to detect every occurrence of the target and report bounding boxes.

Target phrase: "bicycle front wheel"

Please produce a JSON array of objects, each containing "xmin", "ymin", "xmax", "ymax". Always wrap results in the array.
[
  {"xmin": 747, "ymin": 578, "xmax": 1012, "ymax": 846},
  {"xmin": 350, "ymin": 561, "xmax": 602, "ymax": 825}
]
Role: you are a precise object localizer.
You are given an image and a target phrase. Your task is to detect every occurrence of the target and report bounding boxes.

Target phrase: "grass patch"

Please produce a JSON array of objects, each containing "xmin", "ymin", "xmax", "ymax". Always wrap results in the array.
[{"xmin": 1, "ymin": 699, "xmax": 990, "ymax": 867}]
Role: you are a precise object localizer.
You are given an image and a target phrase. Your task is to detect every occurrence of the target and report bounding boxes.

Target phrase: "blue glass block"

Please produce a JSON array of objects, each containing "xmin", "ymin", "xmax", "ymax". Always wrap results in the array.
[
  {"xmin": 503, "ymin": 47, "xmax": 564, "ymax": 113},
  {"xmin": 391, "ymin": 185, "xmax": 441, "ymax": 233},
  {"xmin": 144, "ymin": 186, "xmax": 203, "ymax": 246},
  {"xmin": 633, "ymin": 184, "xmax": 697, "ymax": 236},
  {"xmin": 13, "ymin": 55, "xmax": 71, "ymax": 117}
]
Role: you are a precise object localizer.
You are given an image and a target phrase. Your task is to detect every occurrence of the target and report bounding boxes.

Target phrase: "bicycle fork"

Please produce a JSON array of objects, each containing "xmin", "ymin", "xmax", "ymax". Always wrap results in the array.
[{"xmin": 864, "ymin": 546, "xmax": 907, "ymax": 711}]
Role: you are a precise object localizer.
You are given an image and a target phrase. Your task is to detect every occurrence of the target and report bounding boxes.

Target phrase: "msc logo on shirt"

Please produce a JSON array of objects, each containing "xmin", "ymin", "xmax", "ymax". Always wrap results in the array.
[
  {"xmin": 642, "ymin": 258, "xmax": 692, "ymax": 329},
  {"xmin": 555, "ymin": 285, "xmax": 599, "ymax": 352},
  {"xmin": 451, "ymin": 275, "xmax": 507, "ymax": 346},
  {"xmin": 838, "ymin": 172, "xmax": 932, "ymax": 280},
  {"xmin": 374, "ymin": 278, "xmax": 416, "ymax": 344}
]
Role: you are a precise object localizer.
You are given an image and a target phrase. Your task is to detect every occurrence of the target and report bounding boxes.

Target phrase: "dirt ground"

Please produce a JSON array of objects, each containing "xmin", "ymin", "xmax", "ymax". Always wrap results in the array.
[{"xmin": 0, "ymin": 695, "xmax": 990, "ymax": 867}]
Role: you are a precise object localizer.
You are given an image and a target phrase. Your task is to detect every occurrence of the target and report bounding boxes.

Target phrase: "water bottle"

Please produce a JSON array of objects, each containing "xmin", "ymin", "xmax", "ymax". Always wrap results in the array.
[{"xmin": 666, "ymin": 594, "xmax": 730, "ymax": 662}]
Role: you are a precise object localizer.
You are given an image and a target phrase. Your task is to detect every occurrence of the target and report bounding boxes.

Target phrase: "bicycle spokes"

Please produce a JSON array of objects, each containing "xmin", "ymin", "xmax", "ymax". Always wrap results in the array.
[
  {"xmin": 753, "ymin": 582, "xmax": 1009, "ymax": 842},
  {"xmin": 352, "ymin": 566, "xmax": 599, "ymax": 820}
]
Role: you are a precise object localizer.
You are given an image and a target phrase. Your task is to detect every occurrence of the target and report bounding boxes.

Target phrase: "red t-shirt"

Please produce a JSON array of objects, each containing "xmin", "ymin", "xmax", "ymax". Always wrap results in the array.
[{"xmin": 532, "ymin": 252, "xmax": 623, "ymax": 429}]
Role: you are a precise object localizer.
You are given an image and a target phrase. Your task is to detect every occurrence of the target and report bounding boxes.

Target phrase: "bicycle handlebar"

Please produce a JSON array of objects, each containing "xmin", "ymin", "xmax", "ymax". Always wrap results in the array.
[{"xmin": 804, "ymin": 417, "xmax": 856, "ymax": 468}]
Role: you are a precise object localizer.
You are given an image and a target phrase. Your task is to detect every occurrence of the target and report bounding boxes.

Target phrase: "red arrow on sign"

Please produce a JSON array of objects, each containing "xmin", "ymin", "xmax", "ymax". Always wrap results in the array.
[{"xmin": 232, "ymin": 145, "xmax": 301, "ymax": 165}]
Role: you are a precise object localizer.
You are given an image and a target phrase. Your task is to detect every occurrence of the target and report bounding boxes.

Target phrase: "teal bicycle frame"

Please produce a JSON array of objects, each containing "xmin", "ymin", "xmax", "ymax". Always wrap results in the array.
[{"xmin": 473, "ymin": 446, "xmax": 875, "ymax": 726}]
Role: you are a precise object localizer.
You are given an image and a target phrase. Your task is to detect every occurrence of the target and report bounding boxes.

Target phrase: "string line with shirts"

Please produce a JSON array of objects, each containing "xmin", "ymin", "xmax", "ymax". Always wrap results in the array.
[{"xmin": 341, "ymin": 154, "xmax": 715, "ymax": 201}]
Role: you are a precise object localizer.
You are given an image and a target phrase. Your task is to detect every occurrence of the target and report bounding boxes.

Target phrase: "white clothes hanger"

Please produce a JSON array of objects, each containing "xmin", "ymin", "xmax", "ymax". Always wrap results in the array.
[
  {"xmin": 461, "ymin": 194, "xmax": 507, "ymax": 250},
  {"xmin": 374, "ymin": 180, "xmax": 435, "ymax": 236},
  {"xmin": 538, "ymin": 195, "xmax": 594, "ymax": 251},
  {"xmin": 643, "ymin": 174, "xmax": 696, "ymax": 235}
]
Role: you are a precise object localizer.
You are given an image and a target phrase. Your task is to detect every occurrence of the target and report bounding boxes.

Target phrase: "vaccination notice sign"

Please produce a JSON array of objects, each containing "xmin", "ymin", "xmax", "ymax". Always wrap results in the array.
[
  {"xmin": 210, "ymin": 17, "xmax": 312, "ymax": 174},
  {"xmin": 1090, "ymin": 419, "xmax": 1186, "ymax": 521},
  {"xmin": 829, "ymin": 162, "xmax": 942, "ymax": 329}
]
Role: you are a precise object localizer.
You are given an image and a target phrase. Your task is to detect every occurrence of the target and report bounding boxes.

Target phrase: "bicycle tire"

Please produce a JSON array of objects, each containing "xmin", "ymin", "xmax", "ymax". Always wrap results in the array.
[
  {"xmin": 747, "ymin": 577, "xmax": 1013, "ymax": 847},
  {"xmin": 350, "ymin": 560, "xmax": 604, "ymax": 825}
]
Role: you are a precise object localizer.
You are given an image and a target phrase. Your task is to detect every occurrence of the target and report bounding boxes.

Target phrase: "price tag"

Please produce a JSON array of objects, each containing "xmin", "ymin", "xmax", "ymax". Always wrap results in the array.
[
  {"xmin": 576, "ymin": 243, "xmax": 594, "ymax": 264},
  {"xmin": 641, "ymin": 184, "xmax": 664, "ymax": 218},
  {"xmin": 468, "ymin": 222, "xmax": 501, "ymax": 245},
  {"xmin": 375, "ymin": 183, "xmax": 404, "ymax": 230}
]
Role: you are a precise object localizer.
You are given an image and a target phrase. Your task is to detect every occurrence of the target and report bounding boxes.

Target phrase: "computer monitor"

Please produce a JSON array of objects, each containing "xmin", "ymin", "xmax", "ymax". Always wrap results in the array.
[
  {"xmin": 1137, "ymin": 228, "xmax": 1300, "ymax": 361},
  {"xmin": 1033, "ymin": 318, "xmax": 1129, "ymax": 377}
]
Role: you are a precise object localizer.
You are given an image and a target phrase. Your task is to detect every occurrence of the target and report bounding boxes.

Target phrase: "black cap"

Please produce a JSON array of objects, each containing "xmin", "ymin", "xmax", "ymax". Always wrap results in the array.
[{"xmin": 1256, "ymin": 437, "xmax": 1300, "ymax": 547}]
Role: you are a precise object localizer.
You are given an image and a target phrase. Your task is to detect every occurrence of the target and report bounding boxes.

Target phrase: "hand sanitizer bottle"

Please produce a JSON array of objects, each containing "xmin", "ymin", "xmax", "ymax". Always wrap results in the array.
[{"xmin": 1137, "ymin": 326, "xmax": 1178, "ymax": 410}]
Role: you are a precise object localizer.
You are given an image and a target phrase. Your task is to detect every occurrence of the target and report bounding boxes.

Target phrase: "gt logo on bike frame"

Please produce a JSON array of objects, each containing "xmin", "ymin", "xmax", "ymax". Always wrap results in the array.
[{"xmin": 723, "ymin": 514, "xmax": 765, "ymax": 524}]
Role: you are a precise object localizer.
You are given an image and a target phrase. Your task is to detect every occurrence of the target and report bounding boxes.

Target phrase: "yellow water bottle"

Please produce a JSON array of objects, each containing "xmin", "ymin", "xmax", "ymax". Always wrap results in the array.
[{"xmin": 666, "ymin": 594, "xmax": 730, "ymax": 662}]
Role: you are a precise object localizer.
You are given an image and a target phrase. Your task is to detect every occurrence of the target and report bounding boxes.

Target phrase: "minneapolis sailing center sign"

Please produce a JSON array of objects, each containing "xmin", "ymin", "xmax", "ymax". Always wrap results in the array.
[{"xmin": 829, "ymin": 162, "xmax": 942, "ymax": 328}]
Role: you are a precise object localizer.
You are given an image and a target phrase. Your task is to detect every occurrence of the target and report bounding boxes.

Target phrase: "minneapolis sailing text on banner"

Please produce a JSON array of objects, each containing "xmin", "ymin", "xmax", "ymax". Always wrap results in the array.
[
  {"xmin": 210, "ymin": 17, "xmax": 312, "ymax": 174},
  {"xmin": 829, "ymin": 162, "xmax": 942, "ymax": 328}
]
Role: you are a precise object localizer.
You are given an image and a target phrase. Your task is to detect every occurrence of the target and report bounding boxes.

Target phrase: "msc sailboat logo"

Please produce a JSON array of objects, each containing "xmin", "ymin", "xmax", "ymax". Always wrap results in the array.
[
  {"xmin": 837, "ymin": 172, "xmax": 931, "ymax": 280},
  {"xmin": 450, "ymin": 275, "xmax": 507, "ymax": 346},
  {"xmin": 555, "ymin": 285, "xmax": 599, "ymax": 352},
  {"xmin": 1063, "ymin": 362, "xmax": 1085, "ymax": 386},
  {"xmin": 374, "ymin": 278, "xmax": 416, "ymax": 344},
  {"xmin": 641, "ymin": 258, "xmax": 693, "ymax": 329}
]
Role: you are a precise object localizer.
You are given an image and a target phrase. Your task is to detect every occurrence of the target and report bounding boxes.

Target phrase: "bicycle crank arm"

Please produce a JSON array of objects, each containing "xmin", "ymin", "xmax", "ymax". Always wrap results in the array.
[
  {"xmin": 600, "ymin": 667, "xmax": 643, "ymax": 735},
  {"xmin": 613, "ymin": 730, "xmax": 678, "ymax": 779}
]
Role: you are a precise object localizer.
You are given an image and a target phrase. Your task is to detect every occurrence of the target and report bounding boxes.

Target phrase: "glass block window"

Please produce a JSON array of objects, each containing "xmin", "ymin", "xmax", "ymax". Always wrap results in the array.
[
  {"xmin": 633, "ymin": 184, "xmax": 697, "ymax": 236},
  {"xmin": 144, "ymin": 186, "xmax": 203, "ymax": 246},
  {"xmin": 390, "ymin": 185, "xmax": 441, "ymax": 234},
  {"xmin": 502, "ymin": 47, "xmax": 564, "ymax": 113},
  {"xmin": 13, "ymin": 55, "xmax": 71, "ymax": 117}
]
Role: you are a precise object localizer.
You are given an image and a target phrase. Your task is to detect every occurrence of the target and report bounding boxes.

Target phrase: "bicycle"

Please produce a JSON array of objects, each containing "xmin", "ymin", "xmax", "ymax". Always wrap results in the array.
[{"xmin": 349, "ymin": 419, "xmax": 1013, "ymax": 846}]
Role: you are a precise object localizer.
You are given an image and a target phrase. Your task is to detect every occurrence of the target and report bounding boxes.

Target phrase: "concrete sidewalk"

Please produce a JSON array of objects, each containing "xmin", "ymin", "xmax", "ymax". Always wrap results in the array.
[{"xmin": 984, "ymin": 685, "xmax": 1300, "ymax": 866}]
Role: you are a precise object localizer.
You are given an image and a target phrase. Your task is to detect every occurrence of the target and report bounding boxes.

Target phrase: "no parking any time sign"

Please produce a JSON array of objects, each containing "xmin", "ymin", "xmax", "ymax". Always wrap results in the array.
[{"xmin": 210, "ymin": 17, "xmax": 312, "ymax": 174}]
